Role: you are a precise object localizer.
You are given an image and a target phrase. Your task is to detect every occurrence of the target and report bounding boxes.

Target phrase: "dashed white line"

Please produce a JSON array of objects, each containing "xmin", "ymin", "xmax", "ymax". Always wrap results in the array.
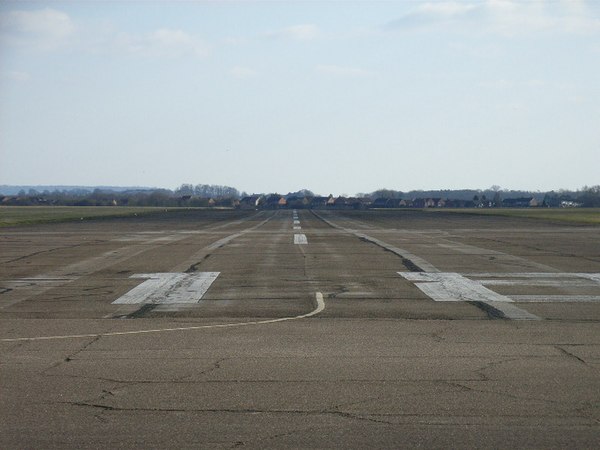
[{"xmin": 294, "ymin": 234, "xmax": 308, "ymax": 244}]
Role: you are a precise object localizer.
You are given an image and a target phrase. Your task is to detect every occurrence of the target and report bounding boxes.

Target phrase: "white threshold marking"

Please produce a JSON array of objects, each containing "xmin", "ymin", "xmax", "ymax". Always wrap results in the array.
[
  {"xmin": 399, "ymin": 272, "xmax": 541, "ymax": 320},
  {"xmin": 1, "ymin": 292, "xmax": 326, "ymax": 342},
  {"xmin": 294, "ymin": 234, "xmax": 308, "ymax": 245},
  {"xmin": 112, "ymin": 272, "xmax": 219, "ymax": 304},
  {"xmin": 466, "ymin": 273, "xmax": 600, "ymax": 283},
  {"xmin": 400, "ymin": 272, "xmax": 512, "ymax": 302},
  {"xmin": 509, "ymin": 295, "xmax": 600, "ymax": 302}
]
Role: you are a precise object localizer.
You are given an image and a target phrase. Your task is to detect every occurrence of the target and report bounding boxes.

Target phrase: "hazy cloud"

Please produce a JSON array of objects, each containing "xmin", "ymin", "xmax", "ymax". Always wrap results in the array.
[
  {"xmin": 0, "ymin": 8, "xmax": 75, "ymax": 48},
  {"xmin": 114, "ymin": 28, "xmax": 209, "ymax": 58},
  {"xmin": 386, "ymin": 0, "xmax": 600, "ymax": 35},
  {"xmin": 386, "ymin": 1, "xmax": 477, "ymax": 31}
]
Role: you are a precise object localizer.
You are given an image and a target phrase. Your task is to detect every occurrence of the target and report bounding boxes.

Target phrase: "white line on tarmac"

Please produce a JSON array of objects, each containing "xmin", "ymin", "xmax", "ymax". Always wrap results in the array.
[
  {"xmin": 509, "ymin": 295, "xmax": 600, "ymax": 302},
  {"xmin": 466, "ymin": 273, "xmax": 600, "ymax": 284},
  {"xmin": 399, "ymin": 272, "xmax": 512, "ymax": 302},
  {"xmin": 313, "ymin": 211, "xmax": 543, "ymax": 321},
  {"xmin": 488, "ymin": 303, "xmax": 541, "ymax": 320},
  {"xmin": 0, "ymin": 292, "xmax": 326, "ymax": 342},
  {"xmin": 398, "ymin": 272, "xmax": 542, "ymax": 320},
  {"xmin": 112, "ymin": 272, "xmax": 219, "ymax": 304},
  {"xmin": 294, "ymin": 234, "xmax": 308, "ymax": 244},
  {"xmin": 293, "ymin": 226, "xmax": 302, "ymax": 230},
  {"xmin": 2, "ymin": 212, "xmax": 273, "ymax": 310}
]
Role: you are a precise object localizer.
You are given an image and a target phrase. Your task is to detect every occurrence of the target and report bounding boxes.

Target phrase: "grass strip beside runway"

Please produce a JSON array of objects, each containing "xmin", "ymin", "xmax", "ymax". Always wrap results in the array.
[
  {"xmin": 0, "ymin": 206, "xmax": 193, "ymax": 226},
  {"xmin": 425, "ymin": 207, "xmax": 600, "ymax": 224}
]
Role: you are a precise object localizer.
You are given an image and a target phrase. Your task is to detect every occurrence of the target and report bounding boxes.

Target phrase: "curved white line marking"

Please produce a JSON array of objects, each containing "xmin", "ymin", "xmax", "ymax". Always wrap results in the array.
[{"xmin": 0, "ymin": 292, "xmax": 326, "ymax": 342}]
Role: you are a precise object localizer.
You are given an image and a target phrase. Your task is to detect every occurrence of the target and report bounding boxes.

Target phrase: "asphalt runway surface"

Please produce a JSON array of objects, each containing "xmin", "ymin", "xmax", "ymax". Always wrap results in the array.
[{"xmin": 1, "ymin": 208, "xmax": 600, "ymax": 448}]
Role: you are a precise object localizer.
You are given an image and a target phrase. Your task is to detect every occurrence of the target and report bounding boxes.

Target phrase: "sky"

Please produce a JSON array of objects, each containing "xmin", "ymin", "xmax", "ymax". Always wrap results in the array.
[{"xmin": 1, "ymin": 0, "xmax": 599, "ymax": 196}]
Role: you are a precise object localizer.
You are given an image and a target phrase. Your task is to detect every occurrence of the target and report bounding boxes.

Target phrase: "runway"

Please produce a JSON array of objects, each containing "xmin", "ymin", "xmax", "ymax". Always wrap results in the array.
[{"xmin": 2, "ymin": 208, "xmax": 600, "ymax": 448}]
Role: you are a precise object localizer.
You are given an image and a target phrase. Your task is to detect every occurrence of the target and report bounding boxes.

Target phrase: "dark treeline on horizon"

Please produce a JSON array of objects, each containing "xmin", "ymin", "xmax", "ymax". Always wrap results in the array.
[{"xmin": 1, "ymin": 184, "xmax": 600, "ymax": 208}]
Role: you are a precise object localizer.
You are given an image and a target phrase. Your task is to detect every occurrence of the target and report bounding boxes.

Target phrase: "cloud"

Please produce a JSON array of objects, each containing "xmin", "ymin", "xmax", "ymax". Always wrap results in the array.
[
  {"xmin": 0, "ymin": 8, "xmax": 75, "ymax": 48},
  {"xmin": 114, "ymin": 28, "xmax": 209, "ymax": 58},
  {"xmin": 386, "ymin": 0, "xmax": 600, "ymax": 35},
  {"xmin": 230, "ymin": 66, "xmax": 257, "ymax": 79},
  {"xmin": 264, "ymin": 24, "xmax": 319, "ymax": 41},
  {"xmin": 315, "ymin": 64, "xmax": 371, "ymax": 77},
  {"xmin": 386, "ymin": 1, "xmax": 477, "ymax": 31}
]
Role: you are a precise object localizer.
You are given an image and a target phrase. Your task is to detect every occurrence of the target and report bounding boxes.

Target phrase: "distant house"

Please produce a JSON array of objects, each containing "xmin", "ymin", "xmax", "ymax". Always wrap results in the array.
[
  {"xmin": 333, "ymin": 196, "xmax": 347, "ymax": 209},
  {"xmin": 263, "ymin": 194, "xmax": 284, "ymax": 209},
  {"xmin": 286, "ymin": 196, "xmax": 305, "ymax": 209},
  {"xmin": 502, "ymin": 197, "xmax": 538, "ymax": 208},
  {"xmin": 326, "ymin": 195, "xmax": 336, "ymax": 207},
  {"xmin": 371, "ymin": 197, "xmax": 398, "ymax": 208},
  {"xmin": 412, "ymin": 198, "xmax": 426, "ymax": 208},
  {"xmin": 310, "ymin": 196, "xmax": 328, "ymax": 209},
  {"xmin": 346, "ymin": 197, "xmax": 367, "ymax": 209},
  {"xmin": 239, "ymin": 195, "xmax": 261, "ymax": 209},
  {"xmin": 278, "ymin": 197, "xmax": 287, "ymax": 208}
]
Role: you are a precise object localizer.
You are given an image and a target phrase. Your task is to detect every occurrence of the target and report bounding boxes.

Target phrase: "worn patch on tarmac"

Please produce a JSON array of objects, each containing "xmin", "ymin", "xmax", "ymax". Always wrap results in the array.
[{"xmin": 112, "ymin": 272, "xmax": 220, "ymax": 304}]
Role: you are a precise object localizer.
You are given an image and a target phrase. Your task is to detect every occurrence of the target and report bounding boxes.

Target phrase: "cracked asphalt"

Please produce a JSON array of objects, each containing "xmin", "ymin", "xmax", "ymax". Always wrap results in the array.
[{"xmin": 1, "ymin": 208, "xmax": 600, "ymax": 448}]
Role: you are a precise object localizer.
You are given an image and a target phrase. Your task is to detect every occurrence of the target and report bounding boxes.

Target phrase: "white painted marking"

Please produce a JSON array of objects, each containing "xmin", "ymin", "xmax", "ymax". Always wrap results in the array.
[
  {"xmin": 398, "ymin": 272, "xmax": 541, "ymax": 320},
  {"xmin": 487, "ymin": 303, "xmax": 541, "ymax": 320},
  {"xmin": 399, "ymin": 272, "xmax": 512, "ymax": 302},
  {"xmin": 2, "ymin": 292, "xmax": 326, "ymax": 342},
  {"xmin": 509, "ymin": 295, "xmax": 600, "ymax": 302},
  {"xmin": 293, "ymin": 226, "xmax": 302, "ymax": 230},
  {"xmin": 294, "ymin": 234, "xmax": 308, "ymax": 245},
  {"xmin": 112, "ymin": 272, "xmax": 219, "ymax": 304},
  {"xmin": 466, "ymin": 273, "xmax": 600, "ymax": 280},
  {"xmin": 479, "ymin": 280, "xmax": 597, "ymax": 287},
  {"xmin": 293, "ymin": 219, "xmax": 300, "ymax": 225}
]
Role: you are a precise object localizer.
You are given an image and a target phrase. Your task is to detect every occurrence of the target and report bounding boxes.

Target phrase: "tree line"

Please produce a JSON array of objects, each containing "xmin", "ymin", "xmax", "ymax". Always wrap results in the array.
[{"xmin": 1, "ymin": 185, "xmax": 599, "ymax": 208}]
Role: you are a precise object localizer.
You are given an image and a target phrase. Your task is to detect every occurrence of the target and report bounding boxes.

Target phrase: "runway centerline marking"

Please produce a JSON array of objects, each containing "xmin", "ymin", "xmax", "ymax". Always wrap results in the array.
[
  {"xmin": 294, "ymin": 234, "xmax": 308, "ymax": 245},
  {"xmin": 1, "ymin": 292, "xmax": 326, "ymax": 342},
  {"xmin": 112, "ymin": 272, "xmax": 220, "ymax": 304}
]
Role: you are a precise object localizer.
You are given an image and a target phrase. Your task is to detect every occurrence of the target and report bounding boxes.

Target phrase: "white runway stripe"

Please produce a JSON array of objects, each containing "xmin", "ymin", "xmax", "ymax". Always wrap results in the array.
[
  {"xmin": 399, "ymin": 272, "xmax": 541, "ymax": 320},
  {"xmin": 112, "ymin": 272, "xmax": 219, "ymax": 304},
  {"xmin": 510, "ymin": 295, "xmax": 600, "ymax": 302},
  {"xmin": 294, "ymin": 234, "xmax": 308, "ymax": 244}
]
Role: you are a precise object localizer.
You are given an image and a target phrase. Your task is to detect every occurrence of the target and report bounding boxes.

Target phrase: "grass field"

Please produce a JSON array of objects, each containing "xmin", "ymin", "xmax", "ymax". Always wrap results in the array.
[
  {"xmin": 0, "ymin": 206, "xmax": 192, "ymax": 226},
  {"xmin": 426, "ymin": 207, "xmax": 600, "ymax": 224}
]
